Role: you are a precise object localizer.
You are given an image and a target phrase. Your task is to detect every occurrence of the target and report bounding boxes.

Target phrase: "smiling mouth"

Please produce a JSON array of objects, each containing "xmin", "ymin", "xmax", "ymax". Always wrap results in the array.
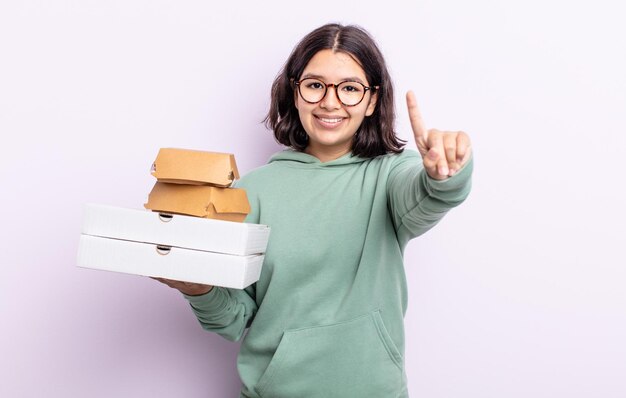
[
  {"xmin": 318, "ymin": 117, "xmax": 343, "ymax": 123},
  {"xmin": 315, "ymin": 116, "xmax": 346, "ymax": 127}
]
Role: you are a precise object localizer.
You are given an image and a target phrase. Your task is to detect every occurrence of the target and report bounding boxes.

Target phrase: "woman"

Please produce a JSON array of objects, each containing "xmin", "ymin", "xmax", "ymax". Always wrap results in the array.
[{"xmin": 157, "ymin": 23, "xmax": 473, "ymax": 397}]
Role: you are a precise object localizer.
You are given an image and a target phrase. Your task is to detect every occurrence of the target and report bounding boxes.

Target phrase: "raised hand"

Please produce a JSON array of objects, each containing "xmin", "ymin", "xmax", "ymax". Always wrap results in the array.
[{"xmin": 406, "ymin": 91, "xmax": 472, "ymax": 180}]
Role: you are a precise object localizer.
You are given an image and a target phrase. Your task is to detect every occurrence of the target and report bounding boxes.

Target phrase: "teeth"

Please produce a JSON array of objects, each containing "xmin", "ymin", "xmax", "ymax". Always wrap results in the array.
[{"xmin": 320, "ymin": 117, "xmax": 343, "ymax": 123}]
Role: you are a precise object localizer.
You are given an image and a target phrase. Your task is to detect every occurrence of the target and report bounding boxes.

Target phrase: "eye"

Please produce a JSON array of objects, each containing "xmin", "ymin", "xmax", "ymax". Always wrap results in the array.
[
  {"xmin": 303, "ymin": 79, "xmax": 325, "ymax": 90},
  {"xmin": 340, "ymin": 83, "xmax": 363, "ymax": 93}
]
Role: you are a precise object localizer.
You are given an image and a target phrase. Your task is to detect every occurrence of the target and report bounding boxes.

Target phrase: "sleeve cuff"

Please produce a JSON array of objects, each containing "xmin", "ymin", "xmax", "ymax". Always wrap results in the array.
[{"xmin": 183, "ymin": 286, "xmax": 229, "ymax": 312}]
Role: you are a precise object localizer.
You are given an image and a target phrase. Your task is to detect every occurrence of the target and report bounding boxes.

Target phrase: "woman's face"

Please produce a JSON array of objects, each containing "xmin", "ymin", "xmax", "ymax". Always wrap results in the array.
[{"xmin": 295, "ymin": 49, "xmax": 377, "ymax": 161}]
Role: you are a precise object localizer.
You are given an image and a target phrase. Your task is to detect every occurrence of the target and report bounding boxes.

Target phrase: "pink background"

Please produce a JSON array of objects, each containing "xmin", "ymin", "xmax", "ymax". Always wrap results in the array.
[{"xmin": 1, "ymin": 1, "xmax": 625, "ymax": 397}]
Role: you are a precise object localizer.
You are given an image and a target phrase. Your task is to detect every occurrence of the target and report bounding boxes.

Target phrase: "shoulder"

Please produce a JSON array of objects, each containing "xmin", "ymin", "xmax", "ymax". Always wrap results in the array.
[
  {"xmin": 373, "ymin": 149, "xmax": 423, "ymax": 183},
  {"xmin": 392, "ymin": 149, "xmax": 421, "ymax": 166},
  {"xmin": 391, "ymin": 148, "xmax": 420, "ymax": 162},
  {"xmin": 367, "ymin": 149, "xmax": 421, "ymax": 171},
  {"xmin": 367, "ymin": 149, "xmax": 420, "ymax": 164},
  {"xmin": 233, "ymin": 150, "xmax": 289, "ymax": 190},
  {"xmin": 234, "ymin": 163, "xmax": 276, "ymax": 189}
]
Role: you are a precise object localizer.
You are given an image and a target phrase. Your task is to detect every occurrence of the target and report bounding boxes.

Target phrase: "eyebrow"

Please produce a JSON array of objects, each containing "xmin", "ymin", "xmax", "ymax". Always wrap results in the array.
[{"xmin": 300, "ymin": 73, "xmax": 367, "ymax": 85}]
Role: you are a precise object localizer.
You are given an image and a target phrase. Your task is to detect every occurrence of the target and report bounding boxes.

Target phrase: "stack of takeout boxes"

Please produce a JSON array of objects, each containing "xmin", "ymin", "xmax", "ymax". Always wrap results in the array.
[{"xmin": 77, "ymin": 148, "xmax": 270, "ymax": 289}]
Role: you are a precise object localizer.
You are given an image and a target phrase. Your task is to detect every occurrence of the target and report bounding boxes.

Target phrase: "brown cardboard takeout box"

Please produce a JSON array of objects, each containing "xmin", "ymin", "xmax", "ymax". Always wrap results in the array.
[
  {"xmin": 151, "ymin": 148, "xmax": 240, "ymax": 187},
  {"xmin": 145, "ymin": 182, "xmax": 251, "ymax": 222}
]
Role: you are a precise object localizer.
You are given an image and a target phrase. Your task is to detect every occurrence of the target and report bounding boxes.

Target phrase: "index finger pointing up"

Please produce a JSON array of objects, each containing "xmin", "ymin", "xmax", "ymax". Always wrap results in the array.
[{"xmin": 406, "ymin": 91, "xmax": 428, "ymax": 147}]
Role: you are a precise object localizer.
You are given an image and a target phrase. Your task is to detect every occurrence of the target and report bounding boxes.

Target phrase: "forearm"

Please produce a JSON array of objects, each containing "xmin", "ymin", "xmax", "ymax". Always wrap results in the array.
[{"xmin": 389, "ymin": 153, "xmax": 473, "ymax": 244}]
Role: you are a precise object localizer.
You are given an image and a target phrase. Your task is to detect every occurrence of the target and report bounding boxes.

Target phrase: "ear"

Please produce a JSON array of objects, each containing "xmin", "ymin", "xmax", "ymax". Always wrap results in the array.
[
  {"xmin": 293, "ymin": 88, "xmax": 299, "ymax": 110},
  {"xmin": 365, "ymin": 92, "xmax": 378, "ymax": 116}
]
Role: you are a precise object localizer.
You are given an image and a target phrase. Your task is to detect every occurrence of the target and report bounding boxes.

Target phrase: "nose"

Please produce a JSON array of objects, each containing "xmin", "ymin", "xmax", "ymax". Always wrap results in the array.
[{"xmin": 319, "ymin": 84, "xmax": 342, "ymax": 110}]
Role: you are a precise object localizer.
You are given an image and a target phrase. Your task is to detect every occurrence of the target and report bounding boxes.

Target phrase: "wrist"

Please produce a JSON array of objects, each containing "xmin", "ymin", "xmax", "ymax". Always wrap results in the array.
[{"xmin": 184, "ymin": 285, "xmax": 214, "ymax": 296}]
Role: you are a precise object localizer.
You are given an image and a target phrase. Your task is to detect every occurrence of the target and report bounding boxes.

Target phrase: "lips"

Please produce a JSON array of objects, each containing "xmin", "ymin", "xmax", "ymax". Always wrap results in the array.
[
  {"xmin": 319, "ymin": 117, "xmax": 343, "ymax": 123},
  {"xmin": 314, "ymin": 115, "xmax": 346, "ymax": 129}
]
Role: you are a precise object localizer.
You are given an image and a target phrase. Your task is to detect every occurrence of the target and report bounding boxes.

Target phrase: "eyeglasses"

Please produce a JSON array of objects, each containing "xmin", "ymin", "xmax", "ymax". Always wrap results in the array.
[{"xmin": 293, "ymin": 78, "xmax": 379, "ymax": 107}]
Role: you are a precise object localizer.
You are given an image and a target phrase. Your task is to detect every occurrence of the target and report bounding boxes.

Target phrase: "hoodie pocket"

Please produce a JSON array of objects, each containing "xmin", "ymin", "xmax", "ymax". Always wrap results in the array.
[{"xmin": 255, "ymin": 310, "xmax": 403, "ymax": 398}]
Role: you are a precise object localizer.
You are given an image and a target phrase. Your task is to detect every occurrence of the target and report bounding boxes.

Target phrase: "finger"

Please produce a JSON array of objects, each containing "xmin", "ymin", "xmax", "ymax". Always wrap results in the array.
[
  {"xmin": 153, "ymin": 278, "xmax": 171, "ymax": 288},
  {"xmin": 422, "ymin": 148, "xmax": 440, "ymax": 178},
  {"xmin": 427, "ymin": 130, "xmax": 449, "ymax": 177},
  {"xmin": 152, "ymin": 277, "xmax": 175, "ymax": 288},
  {"xmin": 461, "ymin": 146, "xmax": 472, "ymax": 165},
  {"xmin": 406, "ymin": 91, "xmax": 428, "ymax": 150},
  {"xmin": 443, "ymin": 133, "xmax": 458, "ymax": 174},
  {"xmin": 455, "ymin": 132, "xmax": 472, "ymax": 165}
]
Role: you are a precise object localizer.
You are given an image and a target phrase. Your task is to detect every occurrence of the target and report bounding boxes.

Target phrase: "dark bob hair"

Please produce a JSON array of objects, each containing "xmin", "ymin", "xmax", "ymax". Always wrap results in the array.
[{"xmin": 264, "ymin": 23, "xmax": 405, "ymax": 158}]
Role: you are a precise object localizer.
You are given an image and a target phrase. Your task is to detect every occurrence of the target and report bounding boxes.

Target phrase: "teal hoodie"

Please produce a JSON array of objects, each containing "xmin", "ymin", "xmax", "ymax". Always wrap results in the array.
[{"xmin": 185, "ymin": 149, "xmax": 473, "ymax": 398}]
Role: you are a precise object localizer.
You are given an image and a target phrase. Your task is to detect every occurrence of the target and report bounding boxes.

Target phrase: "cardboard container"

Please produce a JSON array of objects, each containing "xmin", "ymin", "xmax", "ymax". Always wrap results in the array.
[
  {"xmin": 77, "ymin": 234, "xmax": 264, "ymax": 289},
  {"xmin": 144, "ymin": 183, "xmax": 251, "ymax": 222},
  {"xmin": 82, "ymin": 203, "xmax": 269, "ymax": 256},
  {"xmin": 151, "ymin": 148, "xmax": 240, "ymax": 187}
]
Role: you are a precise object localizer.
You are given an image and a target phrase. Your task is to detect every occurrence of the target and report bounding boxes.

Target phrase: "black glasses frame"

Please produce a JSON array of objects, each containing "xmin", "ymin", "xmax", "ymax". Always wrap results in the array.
[{"xmin": 292, "ymin": 78, "xmax": 379, "ymax": 107}]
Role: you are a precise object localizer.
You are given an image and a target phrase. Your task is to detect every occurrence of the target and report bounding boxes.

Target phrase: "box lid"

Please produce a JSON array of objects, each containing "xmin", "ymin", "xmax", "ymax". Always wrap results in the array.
[
  {"xmin": 151, "ymin": 148, "xmax": 240, "ymax": 187},
  {"xmin": 144, "ymin": 182, "xmax": 251, "ymax": 219},
  {"xmin": 82, "ymin": 203, "xmax": 270, "ymax": 256}
]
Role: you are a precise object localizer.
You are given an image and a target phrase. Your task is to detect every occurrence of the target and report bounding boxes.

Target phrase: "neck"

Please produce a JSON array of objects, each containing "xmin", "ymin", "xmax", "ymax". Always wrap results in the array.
[{"xmin": 305, "ymin": 144, "xmax": 351, "ymax": 163}]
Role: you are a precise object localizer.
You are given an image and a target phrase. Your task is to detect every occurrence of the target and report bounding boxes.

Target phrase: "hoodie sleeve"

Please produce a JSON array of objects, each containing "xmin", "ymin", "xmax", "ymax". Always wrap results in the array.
[
  {"xmin": 181, "ymin": 176, "xmax": 260, "ymax": 342},
  {"xmin": 386, "ymin": 150, "xmax": 473, "ymax": 247},
  {"xmin": 183, "ymin": 284, "xmax": 257, "ymax": 342}
]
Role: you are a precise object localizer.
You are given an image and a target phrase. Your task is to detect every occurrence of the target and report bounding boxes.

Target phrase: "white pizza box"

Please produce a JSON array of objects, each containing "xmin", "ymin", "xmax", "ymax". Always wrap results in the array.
[
  {"xmin": 81, "ymin": 203, "xmax": 270, "ymax": 256},
  {"xmin": 77, "ymin": 234, "xmax": 264, "ymax": 289}
]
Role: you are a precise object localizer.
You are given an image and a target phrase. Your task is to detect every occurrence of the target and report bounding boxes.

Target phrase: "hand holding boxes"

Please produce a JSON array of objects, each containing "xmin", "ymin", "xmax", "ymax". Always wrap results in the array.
[{"xmin": 77, "ymin": 149, "xmax": 270, "ymax": 289}]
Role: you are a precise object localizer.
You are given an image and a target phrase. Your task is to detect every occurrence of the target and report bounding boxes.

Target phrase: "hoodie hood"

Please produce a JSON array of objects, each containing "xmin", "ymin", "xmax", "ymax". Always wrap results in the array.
[{"xmin": 268, "ymin": 149, "xmax": 369, "ymax": 167}]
